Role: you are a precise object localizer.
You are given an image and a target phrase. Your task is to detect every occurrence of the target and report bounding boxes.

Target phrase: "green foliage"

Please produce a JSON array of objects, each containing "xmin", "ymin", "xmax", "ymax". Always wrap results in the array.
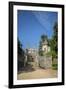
[
  {"xmin": 50, "ymin": 22, "xmax": 58, "ymax": 58},
  {"xmin": 46, "ymin": 51, "xmax": 52, "ymax": 56},
  {"xmin": 41, "ymin": 35, "xmax": 48, "ymax": 42},
  {"xmin": 51, "ymin": 51, "xmax": 57, "ymax": 58},
  {"xmin": 38, "ymin": 22, "xmax": 58, "ymax": 58},
  {"xmin": 39, "ymin": 34, "xmax": 48, "ymax": 56},
  {"xmin": 52, "ymin": 63, "xmax": 58, "ymax": 70},
  {"xmin": 18, "ymin": 38, "xmax": 25, "ymax": 71},
  {"xmin": 18, "ymin": 38, "xmax": 22, "ymax": 49},
  {"xmin": 18, "ymin": 38, "xmax": 25, "ymax": 55},
  {"xmin": 39, "ymin": 51, "xmax": 44, "ymax": 56}
]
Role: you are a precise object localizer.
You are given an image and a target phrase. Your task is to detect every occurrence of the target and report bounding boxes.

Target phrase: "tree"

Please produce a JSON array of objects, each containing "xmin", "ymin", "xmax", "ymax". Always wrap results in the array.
[
  {"xmin": 41, "ymin": 35, "xmax": 48, "ymax": 42},
  {"xmin": 50, "ymin": 22, "xmax": 58, "ymax": 58},
  {"xmin": 18, "ymin": 38, "xmax": 22, "ymax": 49},
  {"xmin": 18, "ymin": 39, "xmax": 22, "ymax": 54},
  {"xmin": 18, "ymin": 38, "xmax": 25, "ymax": 71},
  {"xmin": 39, "ymin": 34, "xmax": 48, "ymax": 56},
  {"xmin": 53, "ymin": 22, "xmax": 58, "ymax": 54}
]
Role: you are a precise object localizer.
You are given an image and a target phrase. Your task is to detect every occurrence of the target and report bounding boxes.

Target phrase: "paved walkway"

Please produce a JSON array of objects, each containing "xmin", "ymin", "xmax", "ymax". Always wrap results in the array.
[{"xmin": 17, "ymin": 68, "xmax": 57, "ymax": 80}]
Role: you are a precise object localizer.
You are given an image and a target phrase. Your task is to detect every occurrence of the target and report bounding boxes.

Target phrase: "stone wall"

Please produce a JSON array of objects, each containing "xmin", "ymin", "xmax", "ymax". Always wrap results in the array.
[
  {"xmin": 18, "ymin": 52, "xmax": 25, "ymax": 71},
  {"xmin": 38, "ymin": 56, "xmax": 52, "ymax": 69}
]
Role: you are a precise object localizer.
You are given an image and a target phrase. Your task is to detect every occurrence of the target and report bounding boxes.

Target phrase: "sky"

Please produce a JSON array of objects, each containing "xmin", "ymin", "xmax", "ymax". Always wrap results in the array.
[{"xmin": 17, "ymin": 10, "xmax": 58, "ymax": 49}]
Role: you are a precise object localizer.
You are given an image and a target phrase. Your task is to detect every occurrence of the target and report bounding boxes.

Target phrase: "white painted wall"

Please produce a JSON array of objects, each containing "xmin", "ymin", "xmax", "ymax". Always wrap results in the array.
[
  {"xmin": 42, "ymin": 45, "xmax": 50, "ymax": 53},
  {"xmin": 42, "ymin": 45, "xmax": 48, "ymax": 53},
  {"xmin": 0, "ymin": 0, "xmax": 66, "ymax": 90}
]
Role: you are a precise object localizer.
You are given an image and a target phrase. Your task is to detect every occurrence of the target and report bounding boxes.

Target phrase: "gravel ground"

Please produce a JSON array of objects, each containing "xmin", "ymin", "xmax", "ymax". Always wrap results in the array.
[{"xmin": 17, "ymin": 68, "xmax": 57, "ymax": 80}]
